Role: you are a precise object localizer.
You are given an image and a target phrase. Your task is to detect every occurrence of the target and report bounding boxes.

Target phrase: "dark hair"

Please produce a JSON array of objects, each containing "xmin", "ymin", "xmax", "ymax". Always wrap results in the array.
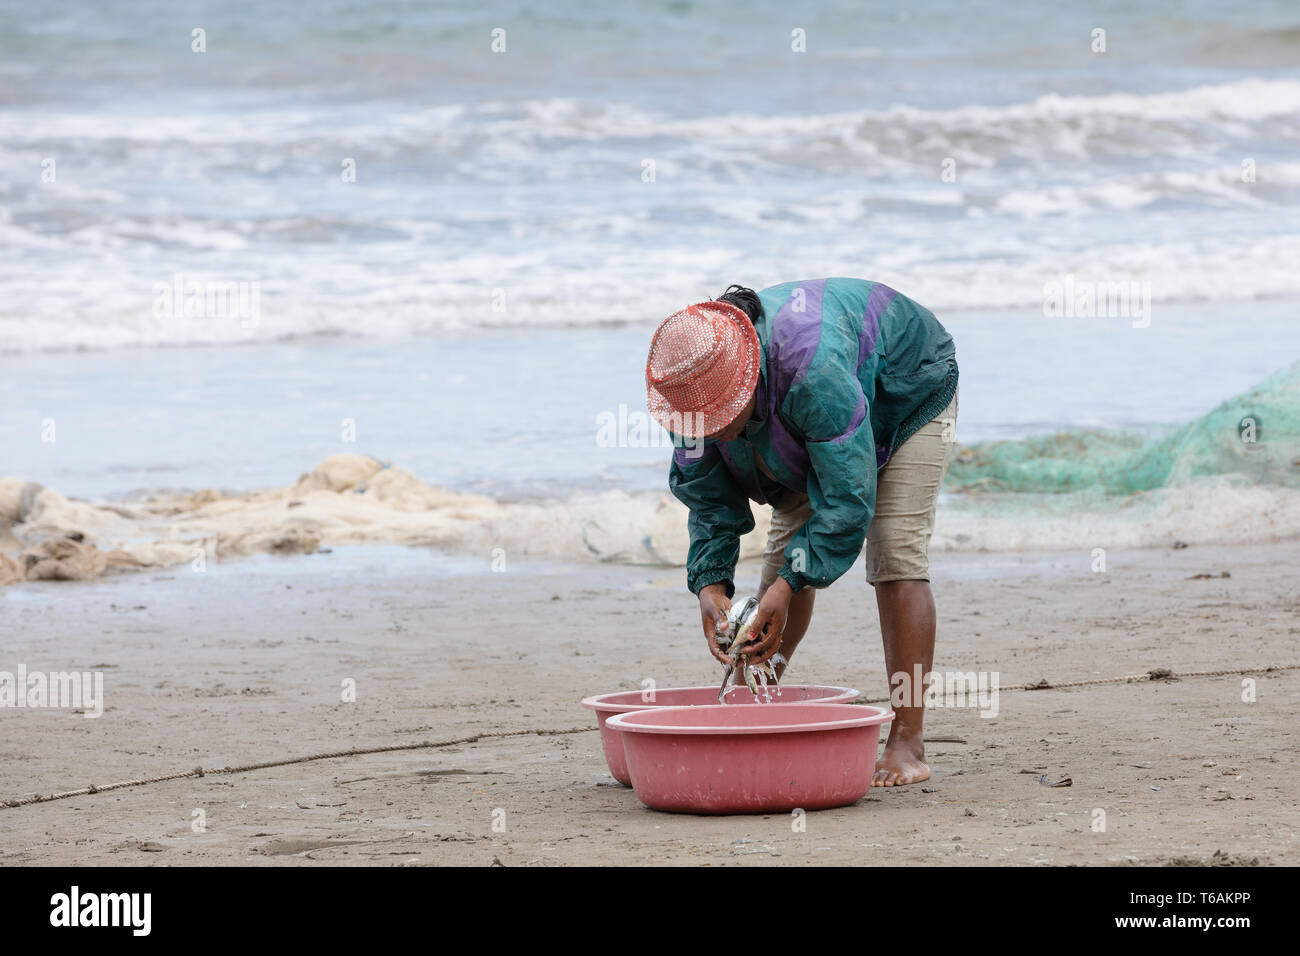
[{"xmin": 717, "ymin": 284, "xmax": 764, "ymax": 324}]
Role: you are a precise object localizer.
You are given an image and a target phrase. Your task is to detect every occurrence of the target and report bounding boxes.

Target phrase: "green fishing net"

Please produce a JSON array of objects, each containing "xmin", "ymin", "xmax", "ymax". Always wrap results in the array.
[{"xmin": 946, "ymin": 360, "xmax": 1300, "ymax": 495}]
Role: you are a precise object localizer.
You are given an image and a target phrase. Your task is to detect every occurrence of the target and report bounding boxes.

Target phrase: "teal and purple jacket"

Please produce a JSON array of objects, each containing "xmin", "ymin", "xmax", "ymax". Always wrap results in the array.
[{"xmin": 669, "ymin": 278, "xmax": 958, "ymax": 597}]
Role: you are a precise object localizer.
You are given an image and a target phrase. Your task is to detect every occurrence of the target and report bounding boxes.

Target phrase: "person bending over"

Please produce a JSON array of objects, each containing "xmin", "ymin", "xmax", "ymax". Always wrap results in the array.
[{"xmin": 645, "ymin": 278, "xmax": 958, "ymax": 786}]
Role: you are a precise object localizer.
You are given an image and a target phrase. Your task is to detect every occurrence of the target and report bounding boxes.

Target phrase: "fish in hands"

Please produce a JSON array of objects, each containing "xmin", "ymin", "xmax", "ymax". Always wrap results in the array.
[{"xmin": 715, "ymin": 595, "xmax": 785, "ymax": 703}]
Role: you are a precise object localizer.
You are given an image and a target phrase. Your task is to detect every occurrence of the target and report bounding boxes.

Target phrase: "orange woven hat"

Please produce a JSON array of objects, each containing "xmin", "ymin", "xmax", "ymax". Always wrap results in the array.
[{"xmin": 646, "ymin": 300, "xmax": 761, "ymax": 439}]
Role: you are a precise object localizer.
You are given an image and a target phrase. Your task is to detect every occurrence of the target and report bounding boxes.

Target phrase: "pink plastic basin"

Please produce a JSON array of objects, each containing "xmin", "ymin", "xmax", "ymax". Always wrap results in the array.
[
  {"xmin": 606, "ymin": 703, "xmax": 894, "ymax": 814},
  {"xmin": 580, "ymin": 685, "xmax": 861, "ymax": 786}
]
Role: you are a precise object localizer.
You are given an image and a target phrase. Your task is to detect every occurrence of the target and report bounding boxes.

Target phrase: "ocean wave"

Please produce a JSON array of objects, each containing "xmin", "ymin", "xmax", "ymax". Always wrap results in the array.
[
  {"xmin": 3, "ymin": 78, "xmax": 1297, "ymax": 173},
  {"xmin": 2, "ymin": 76, "xmax": 1297, "ymax": 351},
  {"xmin": 5, "ymin": 234, "xmax": 1300, "ymax": 353}
]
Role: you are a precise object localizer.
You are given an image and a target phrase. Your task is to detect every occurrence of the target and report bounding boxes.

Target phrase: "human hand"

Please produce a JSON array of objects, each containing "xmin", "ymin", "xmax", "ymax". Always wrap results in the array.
[
  {"xmin": 746, "ymin": 576, "xmax": 792, "ymax": 665},
  {"xmin": 698, "ymin": 583, "xmax": 732, "ymax": 666}
]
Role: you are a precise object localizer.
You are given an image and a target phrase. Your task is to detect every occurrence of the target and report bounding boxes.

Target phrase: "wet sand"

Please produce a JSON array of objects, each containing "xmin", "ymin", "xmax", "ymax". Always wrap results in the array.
[{"xmin": 1, "ymin": 541, "xmax": 1297, "ymax": 866}]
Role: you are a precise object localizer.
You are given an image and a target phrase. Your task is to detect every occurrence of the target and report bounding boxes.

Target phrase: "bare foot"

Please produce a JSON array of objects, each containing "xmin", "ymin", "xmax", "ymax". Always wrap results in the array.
[{"xmin": 871, "ymin": 730, "xmax": 930, "ymax": 787}]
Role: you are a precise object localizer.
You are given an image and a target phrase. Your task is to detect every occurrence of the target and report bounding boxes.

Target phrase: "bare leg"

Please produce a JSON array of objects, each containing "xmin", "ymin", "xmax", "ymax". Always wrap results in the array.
[
  {"xmin": 756, "ymin": 581, "xmax": 815, "ymax": 680},
  {"xmin": 872, "ymin": 579, "xmax": 934, "ymax": 787}
]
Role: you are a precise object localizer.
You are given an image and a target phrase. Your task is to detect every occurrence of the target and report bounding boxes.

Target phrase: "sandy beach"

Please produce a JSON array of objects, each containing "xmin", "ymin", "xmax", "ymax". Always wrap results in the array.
[
  {"xmin": 4, "ymin": 0, "xmax": 1300, "ymax": 896},
  {"xmin": 2, "ymin": 538, "xmax": 1295, "ymax": 866}
]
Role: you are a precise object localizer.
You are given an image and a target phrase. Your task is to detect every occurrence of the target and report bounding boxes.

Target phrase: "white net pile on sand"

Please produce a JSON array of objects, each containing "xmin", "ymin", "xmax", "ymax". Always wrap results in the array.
[{"xmin": 0, "ymin": 454, "xmax": 772, "ymax": 585}]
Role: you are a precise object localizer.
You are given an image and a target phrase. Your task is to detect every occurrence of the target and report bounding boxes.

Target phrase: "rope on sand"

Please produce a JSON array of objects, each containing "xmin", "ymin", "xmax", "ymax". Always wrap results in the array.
[
  {"xmin": 855, "ymin": 663, "xmax": 1300, "ymax": 703},
  {"xmin": 3, "ymin": 664, "xmax": 1295, "ymax": 810},
  {"xmin": 0, "ymin": 727, "xmax": 592, "ymax": 809}
]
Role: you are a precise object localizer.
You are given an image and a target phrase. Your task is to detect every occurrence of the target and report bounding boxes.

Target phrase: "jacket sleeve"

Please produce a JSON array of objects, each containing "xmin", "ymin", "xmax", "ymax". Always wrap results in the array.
[
  {"xmin": 668, "ymin": 444, "xmax": 755, "ymax": 597},
  {"xmin": 776, "ymin": 371, "xmax": 876, "ymax": 592}
]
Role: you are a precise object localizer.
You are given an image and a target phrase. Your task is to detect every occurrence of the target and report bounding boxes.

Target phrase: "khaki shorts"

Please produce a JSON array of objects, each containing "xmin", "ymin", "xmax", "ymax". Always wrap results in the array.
[{"xmin": 759, "ymin": 390, "xmax": 957, "ymax": 589}]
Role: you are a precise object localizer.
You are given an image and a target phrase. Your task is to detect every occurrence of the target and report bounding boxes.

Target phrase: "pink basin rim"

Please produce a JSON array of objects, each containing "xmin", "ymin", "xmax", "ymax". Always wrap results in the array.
[
  {"xmin": 580, "ymin": 684, "xmax": 860, "ymax": 714},
  {"xmin": 606, "ymin": 703, "xmax": 893, "ymax": 736}
]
